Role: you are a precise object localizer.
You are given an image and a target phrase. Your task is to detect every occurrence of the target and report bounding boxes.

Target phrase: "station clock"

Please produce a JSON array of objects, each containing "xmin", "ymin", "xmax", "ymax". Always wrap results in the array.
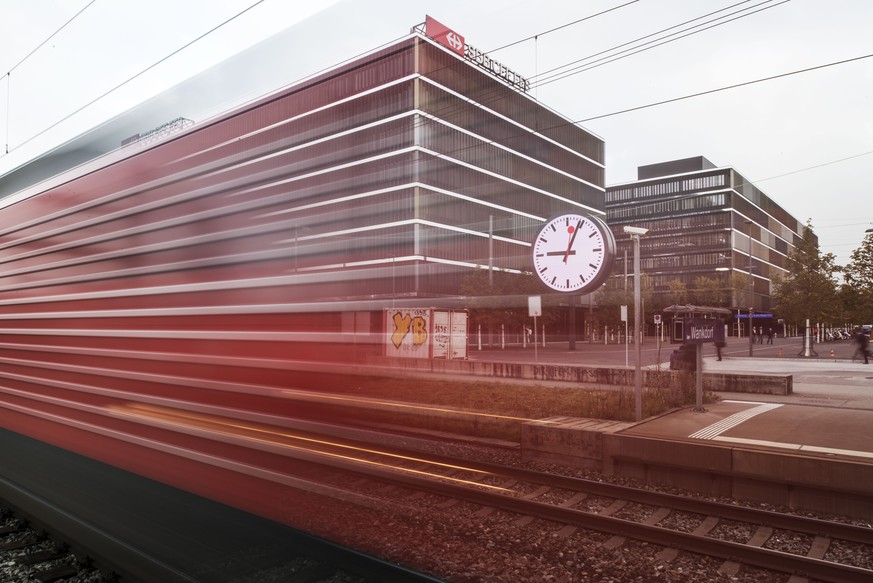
[{"xmin": 531, "ymin": 213, "xmax": 616, "ymax": 293}]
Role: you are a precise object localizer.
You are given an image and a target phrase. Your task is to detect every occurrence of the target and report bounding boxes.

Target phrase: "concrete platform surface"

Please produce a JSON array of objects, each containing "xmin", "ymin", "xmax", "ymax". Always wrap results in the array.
[
  {"xmin": 473, "ymin": 336, "xmax": 873, "ymax": 465},
  {"xmin": 625, "ymin": 400, "xmax": 873, "ymax": 462}
]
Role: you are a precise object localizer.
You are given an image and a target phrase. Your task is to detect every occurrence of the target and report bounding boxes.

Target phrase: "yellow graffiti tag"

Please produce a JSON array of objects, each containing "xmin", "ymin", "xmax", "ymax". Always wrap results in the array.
[{"xmin": 391, "ymin": 313, "xmax": 428, "ymax": 348}]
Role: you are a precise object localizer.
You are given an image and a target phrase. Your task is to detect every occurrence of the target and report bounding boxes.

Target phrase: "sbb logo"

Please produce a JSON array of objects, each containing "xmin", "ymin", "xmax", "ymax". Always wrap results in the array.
[{"xmin": 446, "ymin": 32, "xmax": 463, "ymax": 52}]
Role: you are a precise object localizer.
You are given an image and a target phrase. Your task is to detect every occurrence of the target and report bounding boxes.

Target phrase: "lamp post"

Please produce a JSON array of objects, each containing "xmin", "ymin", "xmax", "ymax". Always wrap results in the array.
[
  {"xmin": 624, "ymin": 226, "xmax": 648, "ymax": 422},
  {"xmin": 746, "ymin": 220, "xmax": 754, "ymax": 357}
]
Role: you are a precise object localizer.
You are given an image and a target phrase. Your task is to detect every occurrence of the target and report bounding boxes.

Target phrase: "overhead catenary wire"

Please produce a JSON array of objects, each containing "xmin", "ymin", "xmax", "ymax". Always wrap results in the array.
[
  {"xmin": 15, "ymin": 4, "xmax": 868, "ymax": 222},
  {"xmin": 0, "ymin": 0, "xmax": 777, "ymax": 164},
  {"xmin": 3, "ymin": 0, "xmax": 98, "ymax": 154},
  {"xmin": 2, "ymin": 0, "xmax": 868, "ymax": 228},
  {"xmin": 487, "ymin": 0, "xmax": 642, "ymax": 54},
  {"xmin": 2, "ymin": 0, "xmax": 272, "ymax": 158},
  {"xmin": 530, "ymin": 0, "xmax": 788, "ymax": 89},
  {"xmin": 400, "ymin": 46, "xmax": 873, "ymax": 201},
  {"xmin": 747, "ymin": 150, "xmax": 873, "ymax": 184},
  {"xmin": 408, "ymin": 0, "xmax": 792, "ymax": 156},
  {"xmin": 392, "ymin": 0, "xmax": 787, "ymax": 177},
  {"xmin": 1, "ymin": 2, "xmax": 867, "ymax": 268},
  {"xmin": 576, "ymin": 52, "xmax": 873, "ymax": 123},
  {"xmin": 1, "ymin": 0, "xmax": 98, "ymax": 78}
]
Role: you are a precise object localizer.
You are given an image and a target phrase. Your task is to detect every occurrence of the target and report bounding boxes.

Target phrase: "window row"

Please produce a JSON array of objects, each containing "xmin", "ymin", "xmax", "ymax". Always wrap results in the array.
[
  {"xmin": 416, "ymin": 40, "xmax": 604, "ymax": 162},
  {"xmin": 732, "ymin": 197, "xmax": 801, "ymax": 251},
  {"xmin": 417, "ymin": 123, "xmax": 604, "ymax": 210},
  {"xmin": 606, "ymin": 180, "xmax": 680, "ymax": 203},
  {"xmin": 640, "ymin": 252, "xmax": 727, "ymax": 270},
  {"xmin": 630, "ymin": 231, "xmax": 731, "ymax": 252},
  {"xmin": 417, "ymin": 81, "xmax": 603, "ymax": 186},
  {"xmin": 607, "ymin": 193, "xmax": 726, "ymax": 220},
  {"xmin": 681, "ymin": 174, "xmax": 725, "ymax": 191},
  {"xmin": 731, "ymin": 170, "xmax": 806, "ymax": 238}
]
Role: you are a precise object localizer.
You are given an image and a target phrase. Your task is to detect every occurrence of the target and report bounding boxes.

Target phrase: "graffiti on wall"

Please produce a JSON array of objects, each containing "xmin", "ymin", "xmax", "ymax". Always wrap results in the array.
[
  {"xmin": 385, "ymin": 308, "xmax": 467, "ymax": 359},
  {"xmin": 391, "ymin": 312, "xmax": 429, "ymax": 349},
  {"xmin": 385, "ymin": 308, "xmax": 432, "ymax": 358}
]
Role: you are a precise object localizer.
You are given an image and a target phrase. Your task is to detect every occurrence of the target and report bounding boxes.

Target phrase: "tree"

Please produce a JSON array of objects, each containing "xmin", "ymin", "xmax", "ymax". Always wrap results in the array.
[
  {"xmin": 594, "ymin": 274, "xmax": 654, "ymax": 330},
  {"xmin": 770, "ymin": 220, "xmax": 841, "ymax": 326},
  {"xmin": 594, "ymin": 278, "xmax": 633, "ymax": 330},
  {"xmin": 731, "ymin": 272, "xmax": 750, "ymax": 309},
  {"xmin": 665, "ymin": 279, "xmax": 688, "ymax": 306},
  {"xmin": 840, "ymin": 230, "xmax": 873, "ymax": 323},
  {"xmin": 691, "ymin": 275, "xmax": 728, "ymax": 307},
  {"xmin": 460, "ymin": 270, "xmax": 559, "ymax": 342}
]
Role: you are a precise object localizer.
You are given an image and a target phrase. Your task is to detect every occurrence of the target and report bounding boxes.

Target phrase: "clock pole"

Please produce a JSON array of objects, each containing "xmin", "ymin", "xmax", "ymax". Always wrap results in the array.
[{"xmin": 568, "ymin": 295, "xmax": 576, "ymax": 351}]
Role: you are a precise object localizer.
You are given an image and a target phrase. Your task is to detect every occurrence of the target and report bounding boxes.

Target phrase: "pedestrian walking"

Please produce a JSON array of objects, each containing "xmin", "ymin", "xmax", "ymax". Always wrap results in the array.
[
  {"xmin": 854, "ymin": 328, "xmax": 870, "ymax": 364},
  {"xmin": 766, "ymin": 328, "xmax": 774, "ymax": 344},
  {"xmin": 715, "ymin": 339, "xmax": 725, "ymax": 361}
]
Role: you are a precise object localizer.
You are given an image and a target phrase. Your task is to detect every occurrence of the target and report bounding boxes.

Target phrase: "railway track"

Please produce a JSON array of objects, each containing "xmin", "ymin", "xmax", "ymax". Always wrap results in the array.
[
  {"xmin": 0, "ymin": 508, "xmax": 106, "ymax": 583},
  {"xmin": 285, "ymin": 439, "xmax": 873, "ymax": 583},
  {"xmin": 6, "ymin": 394, "xmax": 873, "ymax": 582},
  {"xmin": 0, "ymin": 431, "xmax": 446, "ymax": 583},
  {"xmin": 134, "ymin": 405, "xmax": 870, "ymax": 583},
  {"xmin": 0, "ymin": 490, "xmax": 444, "ymax": 583}
]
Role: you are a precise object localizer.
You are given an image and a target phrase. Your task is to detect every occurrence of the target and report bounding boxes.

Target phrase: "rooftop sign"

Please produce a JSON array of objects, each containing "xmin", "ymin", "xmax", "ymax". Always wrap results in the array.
[{"xmin": 424, "ymin": 16, "xmax": 530, "ymax": 93}]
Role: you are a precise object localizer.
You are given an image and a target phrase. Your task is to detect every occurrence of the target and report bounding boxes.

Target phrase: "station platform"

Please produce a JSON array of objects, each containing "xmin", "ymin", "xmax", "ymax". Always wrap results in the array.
[
  {"xmin": 503, "ymin": 336, "xmax": 873, "ymax": 517},
  {"xmin": 624, "ymin": 399, "xmax": 873, "ymax": 462}
]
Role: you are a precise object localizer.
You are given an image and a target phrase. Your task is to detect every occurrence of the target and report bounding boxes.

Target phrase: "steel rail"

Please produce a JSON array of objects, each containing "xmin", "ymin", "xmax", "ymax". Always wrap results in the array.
[
  {"xmin": 172, "ymin": 421, "xmax": 870, "ymax": 583},
  {"xmin": 13, "ymin": 395, "xmax": 869, "ymax": 582},
  {"xmin": 346, "ymin": 458, "xmax": 872, "ymax": 583},
  {"xmin": 287, "ymin": 421, "xmax": 873, "ymax": 546},
  {"xmin": 113, "ymin": 399, "xmax": 873, "ymax": 549},
  {"xmin": 408, "ymin": 451, "xmax": 873, "ymax": 546}
]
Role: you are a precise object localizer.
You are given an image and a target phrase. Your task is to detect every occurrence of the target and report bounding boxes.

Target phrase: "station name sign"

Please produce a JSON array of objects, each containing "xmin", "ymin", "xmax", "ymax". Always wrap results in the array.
[
  {"xmin": 682, "ymin": 318, "xmax": 725, "ymax": 345},
  {"xmin": 425, "ymin": 16, "xmax": 531, "ymax": 93}
]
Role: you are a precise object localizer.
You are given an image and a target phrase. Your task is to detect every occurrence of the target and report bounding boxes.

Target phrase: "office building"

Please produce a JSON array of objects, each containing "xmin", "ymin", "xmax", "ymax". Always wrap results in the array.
[
  {"xmin": 606, "ymin": 156, "xmax": 810, "ymax": 318},
  {"xmin": 0, "ymin": 17, "xmax": 605, "ymax": 307}
]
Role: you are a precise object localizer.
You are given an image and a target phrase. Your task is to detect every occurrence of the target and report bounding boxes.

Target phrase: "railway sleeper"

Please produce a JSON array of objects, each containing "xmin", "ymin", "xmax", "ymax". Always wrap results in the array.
[{"xmin": 34, "ymin": 563, "xmax": 81, "ymax": 583}]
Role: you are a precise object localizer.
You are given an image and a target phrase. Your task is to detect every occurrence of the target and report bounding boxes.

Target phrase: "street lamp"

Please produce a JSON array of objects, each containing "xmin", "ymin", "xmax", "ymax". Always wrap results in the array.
[
  {"xmin": 624, "ymin": 225, "xmax": 648, "ymax": 422},
  {"xmin": 745, "ymin": 220, "xmax": 754, "ymax": 357}
]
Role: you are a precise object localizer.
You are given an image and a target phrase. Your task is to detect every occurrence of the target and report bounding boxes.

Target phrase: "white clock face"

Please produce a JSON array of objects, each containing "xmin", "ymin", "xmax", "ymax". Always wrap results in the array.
[{"xmin": 532, "ymin": 213, "xmax": 616, "ymax": 293}]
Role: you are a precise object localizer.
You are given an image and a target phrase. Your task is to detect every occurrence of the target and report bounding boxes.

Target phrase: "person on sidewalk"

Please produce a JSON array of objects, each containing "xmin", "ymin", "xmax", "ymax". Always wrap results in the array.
[
  {"xmin": 715, "ymin": 339, "xmax": 726, "ymax": 361},
  {"xmin": 854, "ymin": 328, "xmax": 870, "ymax": 364}
]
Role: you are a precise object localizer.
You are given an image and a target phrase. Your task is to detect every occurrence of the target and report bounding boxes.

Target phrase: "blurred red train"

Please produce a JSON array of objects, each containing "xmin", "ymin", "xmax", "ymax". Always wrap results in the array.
[
  {"xmin": 0, "ymin": 32, "xmax": 605, "ymax": 543},
  {"xmin": 0, "ymin": 51, "xmax": 431, "ymax": 527}
]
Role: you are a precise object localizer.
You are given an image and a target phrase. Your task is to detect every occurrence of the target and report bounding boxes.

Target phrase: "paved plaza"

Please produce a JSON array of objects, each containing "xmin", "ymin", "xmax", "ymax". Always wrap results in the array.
[{"xmin": 468, "ymin": 334, "xmax": 873, "ymax": 408}]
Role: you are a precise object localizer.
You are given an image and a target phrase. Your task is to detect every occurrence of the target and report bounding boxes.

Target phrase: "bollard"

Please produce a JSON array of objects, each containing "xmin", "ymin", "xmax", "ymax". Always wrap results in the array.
[{"xmin": 830, "ymin": 349, "xmax": 835, "ymax": 361}]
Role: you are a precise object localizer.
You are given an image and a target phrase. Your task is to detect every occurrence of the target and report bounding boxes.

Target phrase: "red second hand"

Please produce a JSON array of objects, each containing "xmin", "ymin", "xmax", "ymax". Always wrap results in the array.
[{"xmin": 563, "ymin": 222, "xmax": 580, "ymax": 263}]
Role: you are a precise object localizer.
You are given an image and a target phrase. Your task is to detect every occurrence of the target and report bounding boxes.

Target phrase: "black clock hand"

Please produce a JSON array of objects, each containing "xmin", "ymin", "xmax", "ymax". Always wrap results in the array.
[
  {"xmin": 563, "ymin": 220, "xmax": 581, "ymax": 263},
  {"xmin": 545, "ymin": 250, "xmax": 576, "ymax": 256}
]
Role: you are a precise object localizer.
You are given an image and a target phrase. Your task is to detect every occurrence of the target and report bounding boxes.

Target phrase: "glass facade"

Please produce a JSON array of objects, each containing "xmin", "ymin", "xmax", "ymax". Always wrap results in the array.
[
  {"xmin": 606, "ymin": 163, "xmax": 808, "ymax": 312},
  {"xmin": 3, "ymin": 34, "xmax": 605, "ymax": 309}
]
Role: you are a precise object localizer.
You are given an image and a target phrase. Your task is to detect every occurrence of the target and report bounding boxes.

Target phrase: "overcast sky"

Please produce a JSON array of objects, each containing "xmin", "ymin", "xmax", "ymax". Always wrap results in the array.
[{"xmin": 1, "ymin": 0, "xmax": 871, "ymax": 267}]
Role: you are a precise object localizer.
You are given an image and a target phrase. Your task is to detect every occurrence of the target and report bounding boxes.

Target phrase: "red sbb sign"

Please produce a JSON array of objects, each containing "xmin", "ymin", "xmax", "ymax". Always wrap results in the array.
[
  {"xmin": 426, "ymin": 15, "xmax": 465, "ymax": 56},
  {"xmin": 424, "ymin": 15, "xmax": 530, "ymax": 93}
]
